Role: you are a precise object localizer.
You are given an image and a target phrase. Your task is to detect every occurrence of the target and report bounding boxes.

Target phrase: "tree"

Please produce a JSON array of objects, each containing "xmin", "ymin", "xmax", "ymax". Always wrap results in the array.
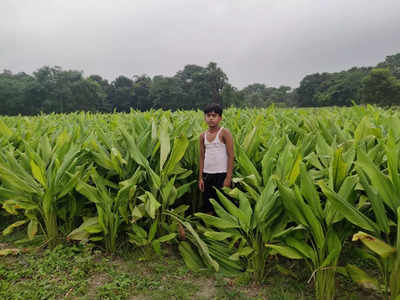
[
  {"xmin": 132, "ymin": 75, "xmax": 152, "ymax": 111},
  {"xmin": 377, "ymin": 53, "xmax": 400, "ymax": 79},
  {"xmin": 0, "ymin": 70, "xmax": 34, "ymax": 115},
  {"xmin": 174, "ymin": 64, "xmax": 212, "ymax": 110},
  {"xmin": 109, "ymin": 76, "xmax": 135, "ymax": 112},
  {"xmin": 295, "ymin": 73, "xmax": 331, "ymax": 107},
  {"xmin": 205, "ymin": 62, "xmax": 228, "ymax": 106},
  {"xmin": 361, "ymin": 68, "xmax": 400, "ymax": 106},
  {"xmin": 88, "ymin": 75, "xmax": 112, "ymax": 112},
  {"xmin": 238, "ymin": 84, "xmax": 291, "ymax": 107},
  {"xmin": 221, "ymin": 83, "xmax": 240, "ymax": 108},
  {"xmin": 150, "ymin": 75, "xmax": 184, "ymax": 110}
]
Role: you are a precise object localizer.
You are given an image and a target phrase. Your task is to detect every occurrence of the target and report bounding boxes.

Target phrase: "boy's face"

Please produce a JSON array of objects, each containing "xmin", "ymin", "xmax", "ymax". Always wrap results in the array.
[{"xmin": 204, "ymin": 111, "xmax": 222, "ymax": 128}]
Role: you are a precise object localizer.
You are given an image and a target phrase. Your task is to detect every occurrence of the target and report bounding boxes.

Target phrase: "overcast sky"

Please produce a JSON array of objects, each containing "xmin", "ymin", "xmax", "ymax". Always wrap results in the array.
[{"xmin": 1, "ymin": 0, "xmax": 400, "ymax": 88}]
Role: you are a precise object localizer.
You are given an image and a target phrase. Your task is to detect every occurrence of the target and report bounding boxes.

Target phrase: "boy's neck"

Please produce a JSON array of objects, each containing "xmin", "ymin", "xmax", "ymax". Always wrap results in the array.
[{"xmin": 208, "ymin": 126, "xmax": 220, "ymax": 133}]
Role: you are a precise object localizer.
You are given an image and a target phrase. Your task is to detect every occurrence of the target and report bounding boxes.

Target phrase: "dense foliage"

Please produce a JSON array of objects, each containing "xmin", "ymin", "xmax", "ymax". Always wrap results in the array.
[
  {"xmin": 1, "ymin": 106, "xmax": 399, "ymax": 300},
  {"xmin": 1, "ymin": 54, "xmax": 400, "ymax": 115}
]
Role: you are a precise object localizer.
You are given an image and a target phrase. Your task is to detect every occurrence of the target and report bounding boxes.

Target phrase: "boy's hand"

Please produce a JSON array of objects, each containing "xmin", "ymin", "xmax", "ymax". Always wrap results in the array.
[
  {"xmin": 223, "ymin": 177, "xmax": 231, "ymax": 188},
  {"xmin": 198, "ymin": 178, "xmax": 204, "ymax": 192}
]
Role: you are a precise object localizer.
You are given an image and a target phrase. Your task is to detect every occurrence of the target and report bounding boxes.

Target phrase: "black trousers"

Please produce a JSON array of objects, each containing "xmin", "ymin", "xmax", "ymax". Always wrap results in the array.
[{"xmin": 202, "ymin": 172, "xmax": 226, "ymax": 212}]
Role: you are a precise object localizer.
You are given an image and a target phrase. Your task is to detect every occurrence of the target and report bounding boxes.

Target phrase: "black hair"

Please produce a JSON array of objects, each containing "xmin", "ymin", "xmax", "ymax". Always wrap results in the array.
[{"xmin": 204, "ymin": 103, "xmax": 223, "ymax": 116}]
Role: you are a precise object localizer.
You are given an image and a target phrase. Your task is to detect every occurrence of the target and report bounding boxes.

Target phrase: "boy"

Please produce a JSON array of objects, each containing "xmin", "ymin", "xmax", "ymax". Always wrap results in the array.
[{"xmin": 198, "ymin": 103, "xmax": 234, "ymax": 212}]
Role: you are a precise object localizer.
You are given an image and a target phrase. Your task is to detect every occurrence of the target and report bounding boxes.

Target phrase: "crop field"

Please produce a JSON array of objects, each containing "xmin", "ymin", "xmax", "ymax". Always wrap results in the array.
[{"xmin": 0, "ymin": 106, "xmax": 399, "ymax": 299}]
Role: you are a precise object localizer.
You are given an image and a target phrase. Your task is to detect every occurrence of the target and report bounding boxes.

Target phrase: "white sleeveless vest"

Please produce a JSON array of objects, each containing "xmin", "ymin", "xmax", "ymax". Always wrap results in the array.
[{"xmin": 204, "ymin": 127, "xmax": 228, "ymax": 173}]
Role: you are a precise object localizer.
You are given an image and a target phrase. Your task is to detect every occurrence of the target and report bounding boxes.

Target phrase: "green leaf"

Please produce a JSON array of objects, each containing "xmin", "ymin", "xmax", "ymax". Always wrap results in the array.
[
  {"xmin": 285, "ymin": 236, "xmax": 316, "ymax": 263},
  {"xmin": 352, "ymin": 231, "xmax": 396, "ymax": 258},
  {"xmin": 329, "ymin": 147, "xmax": 347, "ymax": 191},
  {"xmin": 144, "ymin": 192, "xmax": 161, "ymax": 219},
  {"xmin": 277, "ymin": 181, "xmax": 308, "ymax": 226},
  {"xmin": 346, "ymin": 264, "xmax": 380, "ymax": 291},
  {"xmin": 236, "ymin": 146, "xmax": 261, "ymax": 186},
  {"xmin": 164, "ymin": 135, "xmax": 189, "ymax": 176},
  {"xmin": 356, "ymin": 149, "xmax": 398, "ymax": 210},
  {"xmin": 2, "ymin": 220, "xmax": 28, "ymax": 236},
  {"xmin": 204, "ymin": 231, "xmax": 232, "ymax": 241},
  {"xmin": 180, "ymin": 221, "xmax": 219, "ymax": 272},
  {"xmin": 209, "ymin": 199, "xmax": 238, "ymax": 226},
  {"xmin": 300, "ymin": 163, "xmax": 323, "ymax": 219},
  {"xmin": 159, "ymin": 116, "xmax": 171, "ymax": 171},
  {"xmin": 67, "ymin": 217, "xmax": 98, "ymax": 241},
  {"xmin": 148, "ymin": 220, "xmax": 158, "ymax": 241},
  {"xmin": 178, "ymin": 241, "xmax": 206, "ymax": 272},
  {"xmin": 265, "ymin": 244, "xmax": 304, "ymax": 259},
  {"xmin": 0, "ymin": 120, "xmax": 13, "ymax": 138},
  {"xmin": 195, "ymin": 213, "xmax": 240, "ymax": 229},
  {"xmin": 30, "ymin": 160, "xmax": 46, "ymax": 187},
  {"xmin": 319, "ymin": 182, "xmax": 378, "ymax": 233},
  {"xmin": 294, "ymin": 186, "xmax": 325, "ymax": 251},
  {"xmin": 229, "ymin": 247, "xmax": 254, "ymax": 261},
  {"xmin": 27, "ymin": 220, "xmax": 38, "ymax": 240},
  {"xmin": 215, "ymin": 189, "xmax": 250, "ymax": 231},
  {"xmin": 288, "ymin": 153, "xmax": 302, "ymax": 185},
  {"xmin": 154, "ymin": 233, "xmax": 177, "ymax": 243}
]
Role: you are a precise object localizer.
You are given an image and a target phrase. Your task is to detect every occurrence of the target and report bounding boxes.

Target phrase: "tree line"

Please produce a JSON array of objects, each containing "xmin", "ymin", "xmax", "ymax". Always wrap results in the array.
[{"xmin": 1, "ymin": 54, "xmax": 400, "ymax": 115}]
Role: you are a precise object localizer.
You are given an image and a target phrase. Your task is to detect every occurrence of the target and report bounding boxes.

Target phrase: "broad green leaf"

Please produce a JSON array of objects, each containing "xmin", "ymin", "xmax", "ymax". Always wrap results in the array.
[
  {"xmin": 229, "ymin": 247, "xmax": 254, "ymax": 261},
  {"xmin": 358, "ymin": 170, "xmax": 390, "ymax": 234},
  {"xmin": 294, "ymin": 186, "xmax": 324, "ymax": 250},
  {"xmin": 3, "ymin": 220, "xmax": 28, "ymax": 236},
  {"xmin": 254, "ymin": 178, "xmax": 278, "ymax": 225},
  {"xmin": 120, "ymin": 127, "xmax": 149, "ymax": 168},
  {"xmin": 179, "ymin": 241, "xmax": 205, "ymax": 272},
  {"xmin": 132, "ymin": 223, "xmax": 148, "ymax": 239},
  {"xmin": 148, "ymin": 220, "xmax": 158, "ymax": 241},
  {"xmin": 180, "ymin": 221, "xmax": 219, "ymax": 271},
  {"xmin": 164, "ymin": 135, "xmax": 189, "ymax": 175},
  {"xmin": 159, "ymin": 116, "xmax": 170, "ymax": 171},
  {"xmin": 67, "ymin": 217, "xmax": 98, "ymax": 241},
  {"xmin": 319, "ymin": 183, "xmax": 378, "ymax": 233},
  {"xmin": 204, "ymin": 231, "xmax": 232, "ymax": 241},
  {"xmin": 265, "ymin": 244, "xmax": 304, "ymax": 259},
  {"xmin": 154, "ymin": 233, "xmax": 177, "ymax": 243},
  {"xmin": 27, "ymin": 220, "xmax": 38, "ymax": 240},
  {"xmin": 209, "ymin": 199, "xmax": 238, "ymax": 226},
  {"xmin": 321, "ymin": 229, "xmax": 341, "ymax": 267},
  {"xmin": 132, "ymin": 204, "xmax": 145, "ymax": 222},
  {"xmin": 329, "ymin": 147, "xmax": 347, "ymax": 191},
  {"xmin": 0, "ymin": 120, "xmax": 13, "ymax": 138},
  {"xmin": 144, "ymin": 192, "xmax": 161, "ymax": 219},
  {"xmin": 300, "ymin": 163, "xmax": 323, "ymax": 219},
  {"xmin": 84, "ymin": 224, "xmax": 103, "ymax": 234},
  {"xmin": 277, "ymin": 181, "xmax": 307, "ymax": 226},
  {"xmin": 30, "ymin": 160, "xmax": 46, "ymax": 187},
  {"xmin": 352, "ymin": 231, "xmax": 396, "ymax": 258},
  {"xmin": 346, "ymin": 264, "xmax": 380, "ymax": 291},
  {"xmin": 236, "ymin": 146, "xmax": 261, "ymax": 186},
  {"xmin": 215, "ymin": 189, "xmax": 249, "ymax": 231},
  {"xmin": 357, "ymin": 149, "xmax": 398, "ymax": 210},
  {"xmin": 288, "ymin": 153, "xmax": 302, "ymax": 185},
  {"xmin": 195, "ymin": 213, "xmax": 239, "ymax": 229},
  {"xmin": 285, "ymin": 236, "xmax": 315, "ymax": 263}
]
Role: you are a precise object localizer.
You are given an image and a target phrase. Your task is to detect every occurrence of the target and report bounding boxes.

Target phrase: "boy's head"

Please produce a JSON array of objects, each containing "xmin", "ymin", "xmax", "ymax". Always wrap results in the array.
[
  {"xmin": 204, "ymin": 103, "xmax": 223, "ymax": 128},
  {"xmin": 204, "ymin": 103, "xmax": 223, "ymax": 117}
]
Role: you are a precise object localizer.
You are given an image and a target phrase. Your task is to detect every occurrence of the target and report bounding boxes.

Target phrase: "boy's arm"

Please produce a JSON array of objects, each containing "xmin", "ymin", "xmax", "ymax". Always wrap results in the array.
[
  {"xmin": 223, "ymin": 129, "xmax": 234, "ymax": 187},
  {"xmin": 198, "ymin": 133, "xmax": 205, "ymax": 192}
]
